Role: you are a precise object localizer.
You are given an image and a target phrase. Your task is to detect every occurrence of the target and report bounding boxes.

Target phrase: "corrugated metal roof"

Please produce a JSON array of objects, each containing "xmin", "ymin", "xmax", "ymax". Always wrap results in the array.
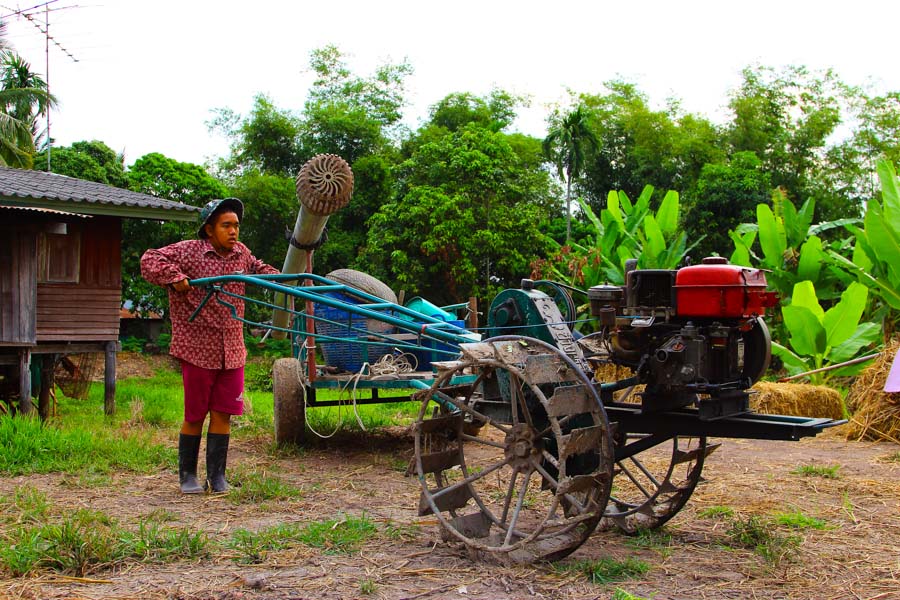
[
  {"xmin": 0, "ymin": 166, "xmax": 202, "ymax": 221},
  {"xmin": 0, "ymin": 205, "xmax": 91, "ymax": 217}
]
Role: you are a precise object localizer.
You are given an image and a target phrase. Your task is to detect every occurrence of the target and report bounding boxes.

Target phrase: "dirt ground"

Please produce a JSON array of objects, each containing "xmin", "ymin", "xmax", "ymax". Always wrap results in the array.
[{"xmin": 1, "ymin": 357, "xmax": 899, "ymax": 600}]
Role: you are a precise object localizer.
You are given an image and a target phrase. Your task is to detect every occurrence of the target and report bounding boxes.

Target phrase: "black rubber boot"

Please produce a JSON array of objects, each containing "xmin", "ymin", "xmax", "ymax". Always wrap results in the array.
[
  {"xmin": 205, "ymin": 432, "xmax": 230, "ymax": 494},
  {"xmin": 178, "ymin": 434, "xmax": 204, "ymax": 494}
]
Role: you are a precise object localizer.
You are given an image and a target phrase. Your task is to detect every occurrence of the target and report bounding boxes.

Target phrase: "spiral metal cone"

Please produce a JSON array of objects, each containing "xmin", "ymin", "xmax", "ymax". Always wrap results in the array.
[{"xmin": 296, "ymin": 154, "xmax": 353, "ymax": 215}]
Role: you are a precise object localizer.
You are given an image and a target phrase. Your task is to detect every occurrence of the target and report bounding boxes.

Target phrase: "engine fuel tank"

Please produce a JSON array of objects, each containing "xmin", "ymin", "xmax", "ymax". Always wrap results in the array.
[{"xmin": 674, "ymin": 261, "xmax": 777, "ymax": 319}]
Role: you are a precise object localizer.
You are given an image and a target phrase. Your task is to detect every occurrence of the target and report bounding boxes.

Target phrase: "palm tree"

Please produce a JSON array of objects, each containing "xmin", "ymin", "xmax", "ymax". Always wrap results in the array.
[
  {"xmin": 542, "ymin": 105, "xmax": 599, "ymax": 243},
  {"xmin": 0, "ymin": 22, "xmax": 56, "ymax": 168}
]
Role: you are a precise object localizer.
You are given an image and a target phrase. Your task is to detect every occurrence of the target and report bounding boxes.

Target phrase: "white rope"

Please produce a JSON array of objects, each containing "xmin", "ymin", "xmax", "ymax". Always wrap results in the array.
[{"xmin": 294, "ymin": 350, "xmax": 420, "ymax": 439}]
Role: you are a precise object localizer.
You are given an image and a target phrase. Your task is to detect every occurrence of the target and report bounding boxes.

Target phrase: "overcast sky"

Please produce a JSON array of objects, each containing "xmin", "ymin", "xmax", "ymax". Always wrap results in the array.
[{"xmin": 3, "ymin": 0, "xmax": 899, "ymax": 167}]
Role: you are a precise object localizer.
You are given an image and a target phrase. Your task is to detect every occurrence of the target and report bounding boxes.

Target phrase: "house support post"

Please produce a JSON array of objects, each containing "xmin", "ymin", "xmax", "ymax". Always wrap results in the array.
[
  {"xmin": 38, "ymin": 354, "xmax": 56, "ymax": 419},
  {"xmin": 104, "ymin": 341, "xmax": 116, "ymax": 415},
  {"xmin": 18, "ymin": 348, "xmax": 33, "ymax": 414}
]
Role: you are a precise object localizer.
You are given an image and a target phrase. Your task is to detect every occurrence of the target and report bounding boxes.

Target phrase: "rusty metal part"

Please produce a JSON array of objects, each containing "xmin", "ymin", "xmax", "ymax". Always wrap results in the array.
[
  {"xmin": 412, "ymin": 336, "xmax": 614, "ymax": 563},
  {"xmin": 296, "ymin": 154, "xmax": 353, "ymax": 215},
  {"xmin": 601, "ymin": 433, "xmax": 716, "ymax": 533}
]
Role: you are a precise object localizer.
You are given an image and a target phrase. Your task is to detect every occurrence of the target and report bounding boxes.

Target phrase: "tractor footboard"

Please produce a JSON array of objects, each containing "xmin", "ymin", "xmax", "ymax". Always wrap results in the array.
[{"xmin": 604, "ymin": 402, "xmax": 845, "ymax": 441}]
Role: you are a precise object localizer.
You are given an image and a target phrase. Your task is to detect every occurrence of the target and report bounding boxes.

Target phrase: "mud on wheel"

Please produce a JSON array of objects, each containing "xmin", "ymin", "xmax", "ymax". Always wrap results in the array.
[
  {"xmin": 411, "ymin": 336, "xmax": 614, "ymax": 563},
  {"xmin": 602, "ymin": 431, "xmax": 715, "ymax": 534}
]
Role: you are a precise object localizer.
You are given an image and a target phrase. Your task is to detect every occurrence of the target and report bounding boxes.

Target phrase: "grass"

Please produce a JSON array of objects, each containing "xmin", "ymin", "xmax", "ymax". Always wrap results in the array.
[
  {"xmin": 698, "ymin": 505, "xmax": 735, "ymax": 519},
  {"xmin": 556, "ymin": 557, "xmax": 650, "ymax": 585},
  {"xmin": 227, "ymin": 467, "xmax": 302, "ymax": 504},
  {"xmin": 724, "ymin": 515, "xmax": 800, "ymax": 564},
  {"xmin": 773, "ymin": 510, "xmax": 829, "ymax": 530},
  {"xmin": 0, "ymin": 413, "xmax": 173, "ymax": 476},
  {"xmin": 624, "ymin": 528, "xmax": 673, "ymax": 557},
  {"xmin": 612, "ymin": 590, "xmax": 650, "ymax": 600},
  {"xmin": 296, "ymin": 514, "xmax": 378, "ymax": 554},
  {"xmin": 791, "ymin": 464, "xmax": 841, "ymax": 479},
  {"xmin": 0, "ymin": 509, "xmax": 209, "ymax": 576},
  {"xmin": 226, "ymin": 514, "xmax": 378, "ymax": 564}
]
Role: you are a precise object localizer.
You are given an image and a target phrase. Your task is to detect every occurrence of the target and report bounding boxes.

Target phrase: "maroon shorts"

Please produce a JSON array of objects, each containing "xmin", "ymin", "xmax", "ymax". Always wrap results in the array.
[{"xmin": 180, "ymin": 360, "xmax": 245, "ymax": 423}]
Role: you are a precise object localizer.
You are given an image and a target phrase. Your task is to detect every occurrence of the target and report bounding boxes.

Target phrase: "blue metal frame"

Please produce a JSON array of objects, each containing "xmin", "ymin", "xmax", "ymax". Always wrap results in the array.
[{"xmin": 188, "ymin": 273, "xmax": 477, "ymax": 405}]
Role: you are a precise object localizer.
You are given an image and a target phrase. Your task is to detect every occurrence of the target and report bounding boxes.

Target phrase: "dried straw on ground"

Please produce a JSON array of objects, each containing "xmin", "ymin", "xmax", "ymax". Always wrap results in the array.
[
  {"xmin": 844, "ymin": 337, "xmax": 900, "ymax": 443},
  {"xmin": 750, "ymin": 380, "xmax": 845, "ymax": 420}
]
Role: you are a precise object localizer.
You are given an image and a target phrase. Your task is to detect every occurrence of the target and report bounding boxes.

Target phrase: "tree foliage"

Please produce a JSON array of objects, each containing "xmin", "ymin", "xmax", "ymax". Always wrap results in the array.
[
  {"xmin": 362, "ymin": 118, "xmax": 554, "ymax": 304},
  {"xmin": 123, "ymin": 152, "xmax": 228, "ymax": 315},
  {"xmin": 543, "ymin": 104, "xmax": 599, "ymax": 242},
  {"xmin": 36, "ymin": 140, "xmax": 128, "ymax": 188},
  {"xmin": 0, "ymin": 26, "xmax": 55, "ymax": 168}
]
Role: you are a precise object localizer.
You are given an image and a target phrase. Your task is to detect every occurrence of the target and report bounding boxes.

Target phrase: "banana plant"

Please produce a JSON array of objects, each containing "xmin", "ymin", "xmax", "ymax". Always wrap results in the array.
[
  {"xmin": 729, "ymin": 191, "xmax": 859, "ymax": 304},
  {"xmin": 544, "ymin": 185, "xmax": 701, "ymax": 287},
  {"xmin": 772, "ymin": 280, "xmax": 881, "ymax": 384},
  {"xmin": 828, "ymin": 158, "xmax": 900, "ymax": 336}
]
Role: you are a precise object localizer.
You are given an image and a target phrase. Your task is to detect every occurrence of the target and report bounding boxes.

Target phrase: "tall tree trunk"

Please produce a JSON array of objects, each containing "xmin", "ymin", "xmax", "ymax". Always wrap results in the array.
[{"xmin": 565, "ymin": 172, "xmax": 573, "ymax": 244}]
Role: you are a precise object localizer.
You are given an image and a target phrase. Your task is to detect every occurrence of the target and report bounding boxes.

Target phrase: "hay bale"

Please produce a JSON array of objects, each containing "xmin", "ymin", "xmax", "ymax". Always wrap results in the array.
[
  {"xmin": 844, "ymin": 338, "xmax": 900, "ymax": 443},
  {"xmin": 750, "ymin": 381, "xmax": 844, "ymax": 420}
]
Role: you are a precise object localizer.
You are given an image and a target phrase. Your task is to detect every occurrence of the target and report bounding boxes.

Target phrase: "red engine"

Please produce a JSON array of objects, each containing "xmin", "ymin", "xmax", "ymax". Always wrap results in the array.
[{"xmin": 587, "ymin": 257, "xmax": 777, "ymax": 419}]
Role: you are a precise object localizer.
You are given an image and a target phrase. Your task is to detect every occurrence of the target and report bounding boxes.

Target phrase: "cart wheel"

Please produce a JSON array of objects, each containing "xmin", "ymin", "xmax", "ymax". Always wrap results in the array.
[
  {"xmin": 601, "ymin": 433, "xmax": 716, "ymax": 534},
  {"xmin": 273, "ymin": 358, "xmax": 306, "ymax": 445},
  {"xmin": 412, "ymin": 336, "xmax": 614, "ymax": 563}
]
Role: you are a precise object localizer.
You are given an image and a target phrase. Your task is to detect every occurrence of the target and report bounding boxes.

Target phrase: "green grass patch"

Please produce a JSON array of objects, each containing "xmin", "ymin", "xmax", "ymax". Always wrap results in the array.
[
  {"xmin": 773, "ymin": 510, "xmax": 829, "ymax": 530},
  {"xmin": 624, "ymin": 528, "xmax": 672, "ymax": 557},
  {"xmin": 297, "ymin": 514, "xmax": 377, "ymax": 554},
  {"xmin": 612, "ymin": 590, "xmax": 650, "ymax": 600},
  {"xmin": 0, "ymin": 509, "xmax": 209, "ymax": 576},
  {"xmin": 227, "ymin": 468, "xmax": 302, "ymax": 504},
  {"xmin": 556, "ymin": 557, "xmax": 650, "ymax": 585},
  {"xmin": 359, "ymin": 579, "xmax": 377, "ymax": 595},
  {"xmin": 699, "ymin": 505, "xmax": 735, "ymax": 519},
  {"xmin": 0, "ymin": 485, "xmax": 50, "ymax": 524},
  {"xmin": 226, "ymin": 524, "xmax": 299, "ymax": 564},
  {"xmin": 724, "ymin": 515, "xmax": 800, "ymax": 564},
  {"xmin": 791, "ymin": 464, "xmax": 841, "ymax": 479},
  {"xmin": 0, "ymin": 414, "xmax": 173, "ymax": 476}
]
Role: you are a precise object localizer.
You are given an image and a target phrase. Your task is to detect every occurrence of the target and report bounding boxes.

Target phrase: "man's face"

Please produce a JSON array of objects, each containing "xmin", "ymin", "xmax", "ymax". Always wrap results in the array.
[{"xmin": 205, "ymin": 210, "xmax": 240, "ymax": 251}]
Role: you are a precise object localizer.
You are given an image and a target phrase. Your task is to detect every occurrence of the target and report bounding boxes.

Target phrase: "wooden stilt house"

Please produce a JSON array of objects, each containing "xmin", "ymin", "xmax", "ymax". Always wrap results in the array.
[{"xmin": 0, "ymin": 166, "xmax": 199, "ymax": 416}]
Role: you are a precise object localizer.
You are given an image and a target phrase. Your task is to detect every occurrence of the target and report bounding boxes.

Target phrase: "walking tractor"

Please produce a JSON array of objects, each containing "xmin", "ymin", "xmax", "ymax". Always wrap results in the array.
[{"xmin": 189, "ymin": 154, "xmax": 845, "ymax": 564}]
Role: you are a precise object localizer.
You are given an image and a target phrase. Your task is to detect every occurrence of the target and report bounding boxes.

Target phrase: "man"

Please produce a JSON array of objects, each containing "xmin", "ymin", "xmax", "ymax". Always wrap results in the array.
[{"xmin": 141, "ymin": 198, "xmax": 279, "ymax": 494}]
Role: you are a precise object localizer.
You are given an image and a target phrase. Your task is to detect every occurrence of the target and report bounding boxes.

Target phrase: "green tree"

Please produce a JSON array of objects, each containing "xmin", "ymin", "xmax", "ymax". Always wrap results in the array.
[
  {"xmin": 125, "ymin": 153, "xmax": 228, "ymax": 314},
  {"xmin": 363, "ymin": 121, "xmax": 554, "ymax": 304},
  {"xmin": 543, "ymin": 104, "xmax": 599, "ymax": 243},
  {"xmin": 0, "ymin": 28, "xmax": 55, "ymax": 168},
  {"xmin": 726, "ymin": 65, "xmax": 848, "ymax": 221},
  {"xmin": 210, "ymin": 95, "xmax": 303, "ymax": 177},
  {"xmin": 683, "ymin": 151, "xmax": 771, "ymax": 258},
  {"xmin": 301, "ymin": 45, "xmax": 412, "ymax": 162},
  {"xmin": 577, "ymin": 82, "xmax": 725, "ymax": 210},
  {"xmin": 37, "ymin": 140, "xmax": 128, "ymax": 188}
]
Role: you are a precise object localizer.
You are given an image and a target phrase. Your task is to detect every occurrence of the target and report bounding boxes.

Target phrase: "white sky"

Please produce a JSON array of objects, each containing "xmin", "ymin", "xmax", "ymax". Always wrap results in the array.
[{"xmin": 3, "ymin": 0, "xmax": 899, "ymax": 167}]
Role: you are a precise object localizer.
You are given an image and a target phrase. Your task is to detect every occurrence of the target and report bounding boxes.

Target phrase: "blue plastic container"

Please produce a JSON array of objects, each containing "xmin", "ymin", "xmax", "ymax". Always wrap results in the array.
[{"xmin": 314, "ymin": 292, "xmax": 394, "ymax": 372}]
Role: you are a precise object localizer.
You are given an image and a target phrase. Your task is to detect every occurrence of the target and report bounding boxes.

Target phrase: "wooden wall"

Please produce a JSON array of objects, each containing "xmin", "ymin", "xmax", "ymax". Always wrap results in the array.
[
  {"xmin": 36, "ymin": 216, "xmax": 122, "ymax": 342},
  {"xmin": 0, "ymin": 229, "xmax": 37, "ymax": 346}
]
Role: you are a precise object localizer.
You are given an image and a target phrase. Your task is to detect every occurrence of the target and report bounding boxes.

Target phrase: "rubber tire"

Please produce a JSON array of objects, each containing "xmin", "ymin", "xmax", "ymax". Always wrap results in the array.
[
  {"xmin": 273, "ymin": 358, "xmax": 306, "ymax": 445},
  {"xmin": 325, "ymin": 269, "xmax": 397, "ymax": 304}
]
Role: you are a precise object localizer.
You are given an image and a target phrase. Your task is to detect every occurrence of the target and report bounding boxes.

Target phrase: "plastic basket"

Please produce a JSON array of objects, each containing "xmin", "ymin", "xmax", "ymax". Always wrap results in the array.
[{"xmin": 314, "ymin": 293, "xmax": 394, "ymax": 372}]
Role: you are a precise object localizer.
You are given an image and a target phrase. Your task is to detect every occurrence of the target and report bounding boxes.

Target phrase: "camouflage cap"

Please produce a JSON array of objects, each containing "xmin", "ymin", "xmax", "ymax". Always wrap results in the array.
[{"xmin": 198, "ymin": 198, "xmax": 244, "ymax": 239}]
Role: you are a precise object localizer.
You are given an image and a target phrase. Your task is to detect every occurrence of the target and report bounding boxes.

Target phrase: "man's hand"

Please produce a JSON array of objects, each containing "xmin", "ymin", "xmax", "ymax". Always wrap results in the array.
[{"xmin": 171, "ymin": 278, "xmax": 191, "ymax": 293}]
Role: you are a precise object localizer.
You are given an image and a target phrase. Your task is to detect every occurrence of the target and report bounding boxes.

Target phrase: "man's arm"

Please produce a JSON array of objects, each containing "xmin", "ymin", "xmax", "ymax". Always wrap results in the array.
[{"xmin": 141, "ymin": 243, "xmax": 191, "ymax": 290}]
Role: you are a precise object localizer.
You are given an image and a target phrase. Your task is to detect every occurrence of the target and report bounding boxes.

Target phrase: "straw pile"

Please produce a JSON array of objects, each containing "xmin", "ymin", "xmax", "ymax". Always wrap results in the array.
[
  {"xmin": 750, "ymin": 381, "xmax": 844, "ymax": 420},
  {"xmin": 844, "ymin": 338, "xmax": 900, "ymax": 443}
]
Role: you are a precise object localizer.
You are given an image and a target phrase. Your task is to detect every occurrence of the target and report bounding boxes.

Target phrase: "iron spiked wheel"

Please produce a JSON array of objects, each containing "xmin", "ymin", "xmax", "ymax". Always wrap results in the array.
[
  {"xmin": 412, "ymin": 336, "xmax": 614, "ymax": 563},
  {"xmin": 602, "ymin": 433, "xmax": 717, "ymax": 534}
]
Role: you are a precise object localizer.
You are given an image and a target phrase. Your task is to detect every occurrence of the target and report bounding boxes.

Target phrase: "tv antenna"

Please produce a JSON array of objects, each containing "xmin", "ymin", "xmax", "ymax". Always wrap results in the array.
[{"xmin": 1, "ymin": 0, "xmax": 81, "ymax": 170}]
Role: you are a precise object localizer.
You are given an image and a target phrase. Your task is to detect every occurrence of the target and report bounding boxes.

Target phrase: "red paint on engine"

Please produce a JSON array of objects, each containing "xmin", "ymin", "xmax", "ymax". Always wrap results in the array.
[{"xmin": 674, "ymin": 264, "xmax": 778, "ymax": 318}]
